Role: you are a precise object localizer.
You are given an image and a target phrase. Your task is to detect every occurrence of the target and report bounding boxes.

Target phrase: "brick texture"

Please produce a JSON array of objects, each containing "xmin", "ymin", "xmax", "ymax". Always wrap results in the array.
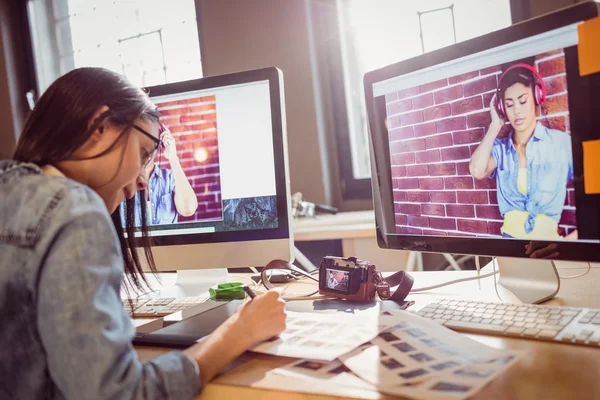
[
  {"xmin": 387, "ymin": 51, "xmax": 575, "ymax": 237},
  {"xmin": 156, "ymin": 95, "xmax": 223, "ymax": 222}
]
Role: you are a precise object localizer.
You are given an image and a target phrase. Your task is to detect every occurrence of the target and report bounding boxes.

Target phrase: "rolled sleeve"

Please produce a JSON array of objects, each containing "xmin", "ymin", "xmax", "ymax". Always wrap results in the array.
[
  {"xmin": 36, "ymin": 210, "xmax": 200, "ymax": 399},
  {"xmin": 488, "ymin": 138, "xmax": 503, "ymax": 179}
]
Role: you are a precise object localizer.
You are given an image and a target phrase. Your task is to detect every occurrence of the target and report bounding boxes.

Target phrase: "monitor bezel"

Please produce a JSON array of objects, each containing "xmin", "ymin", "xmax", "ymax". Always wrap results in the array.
[
  {"xmin": 364, "ymin": 2, "xmax": 600, "ymax": 262},
  {"xmin": 132, "ymin": 67, "xmax": 291, "ymax": 247}
]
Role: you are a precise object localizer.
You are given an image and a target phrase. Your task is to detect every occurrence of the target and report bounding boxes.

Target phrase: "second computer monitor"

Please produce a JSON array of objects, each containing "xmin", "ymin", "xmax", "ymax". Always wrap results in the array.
[{"xmin": 364, "ymin": 2, "xmax": 600, "ymax": 262}]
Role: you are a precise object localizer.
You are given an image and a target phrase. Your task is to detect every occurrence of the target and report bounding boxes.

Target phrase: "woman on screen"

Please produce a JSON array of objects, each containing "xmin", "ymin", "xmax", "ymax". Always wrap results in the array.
[
  {"xmin": 469, "ymin": 63, "xmax": 575, "ymax": 240},
  {"xmin": 0, "ymin": 67, "xmax": 286, "ymax": 399}
]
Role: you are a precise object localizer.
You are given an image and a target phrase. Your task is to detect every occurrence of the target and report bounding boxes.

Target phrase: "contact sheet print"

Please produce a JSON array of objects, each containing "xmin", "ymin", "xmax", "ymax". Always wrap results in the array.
[
  {"xmin": 270, "ymin": 311, "xmax": 523, "ymax": 400},
  {"xmin": 250, "ymin": 311, "xmax": 395, "ymax": 361}
]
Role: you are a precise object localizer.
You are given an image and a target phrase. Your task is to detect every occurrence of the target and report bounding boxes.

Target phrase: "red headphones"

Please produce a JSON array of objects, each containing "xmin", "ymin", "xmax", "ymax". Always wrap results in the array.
[{"xmin": 495, "ymin": 63, "xmax": 546, "ymax": 118}]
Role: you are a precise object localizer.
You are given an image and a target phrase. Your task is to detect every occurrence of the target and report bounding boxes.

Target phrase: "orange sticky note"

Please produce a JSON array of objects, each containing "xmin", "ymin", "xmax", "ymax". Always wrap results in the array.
[
  {"xmin": 582, "ymin": 139, "xmax": 600, "ymax": 194},
  {"xmin": 578, "ymin": 16, "xmax": 600, "ymax": 76}
]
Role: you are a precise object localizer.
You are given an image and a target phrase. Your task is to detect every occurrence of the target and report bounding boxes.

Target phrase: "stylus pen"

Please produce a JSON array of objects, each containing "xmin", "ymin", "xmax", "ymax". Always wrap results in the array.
[{"xmin": 243, "ymin": 285, "xmax": 257, "ymax": 299}]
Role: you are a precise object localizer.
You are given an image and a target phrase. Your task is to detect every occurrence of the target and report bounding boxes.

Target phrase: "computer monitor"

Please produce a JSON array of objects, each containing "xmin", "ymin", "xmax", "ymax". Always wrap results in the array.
[
  {"xmin": 364, "ymin": 2, "xmax": 600, "ymax": 304},
  {"xmin": 126, "ymin": 67, "xmax": 293, "ymax": 296}
]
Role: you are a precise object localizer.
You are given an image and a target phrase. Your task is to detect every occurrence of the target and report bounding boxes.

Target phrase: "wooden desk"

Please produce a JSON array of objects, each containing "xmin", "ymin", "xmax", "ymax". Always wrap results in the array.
[{"xmin": 135, "ymin": 265, "xmax": 600, "ymax": 400}]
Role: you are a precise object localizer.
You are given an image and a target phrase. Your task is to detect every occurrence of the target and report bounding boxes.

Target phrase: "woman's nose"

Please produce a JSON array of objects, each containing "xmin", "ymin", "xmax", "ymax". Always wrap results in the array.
[{"xmin": 136, "ymin": 173, "xmax": 148, "ymax": 192}]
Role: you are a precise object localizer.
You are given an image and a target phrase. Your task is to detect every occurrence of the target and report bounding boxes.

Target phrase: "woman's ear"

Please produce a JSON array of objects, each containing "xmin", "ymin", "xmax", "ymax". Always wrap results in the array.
[{"xmin": 88, "ymin": 105, "xmax": 110, "ymax": 141}]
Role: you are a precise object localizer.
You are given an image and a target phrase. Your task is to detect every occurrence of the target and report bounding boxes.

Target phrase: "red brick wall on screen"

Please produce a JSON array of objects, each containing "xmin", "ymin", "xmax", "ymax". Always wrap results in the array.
[
  {"xmin": 386, "ymin": 50, "xmax": 575, "ymax": 237},
  {"xmin": 156, "ymin": 95, "xmax": 223, "ymax": 222}
]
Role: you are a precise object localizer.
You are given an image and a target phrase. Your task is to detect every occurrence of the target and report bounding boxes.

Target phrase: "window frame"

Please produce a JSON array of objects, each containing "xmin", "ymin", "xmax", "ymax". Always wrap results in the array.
[
  {"xmin": 25, "ymin": 0, "xmax": 206, "ymax": 96},
  {"xmin": 326, "ymin": 0, "xmax": 525, "ymax": 201}
]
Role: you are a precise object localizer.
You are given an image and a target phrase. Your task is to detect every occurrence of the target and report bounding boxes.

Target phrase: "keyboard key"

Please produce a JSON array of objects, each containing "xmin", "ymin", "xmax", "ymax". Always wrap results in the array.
[
  {"xmin": 444, "ymin": 320, "xmax": 507, "ymax": 334},
  {"xmin": 561, "ymin": 333, "xmax": 575, "ymax": 342},
  {"xmin": 506, "ymin": 327, "xmax": 525, "ymax": 335},
  {"xmin": 561, "ymin": 311, "xmax": 579, "ymax": 317},
  {"xmin": 523, "ymin": 329, "xmax": 540, "ymax": 337},
  {"xmin": 538, "ymin": 330, "xmax": 559, "ymax": 339},
  {"xmin": 588, "ymin": 336, "xmax": 600, "ymax": 345}
]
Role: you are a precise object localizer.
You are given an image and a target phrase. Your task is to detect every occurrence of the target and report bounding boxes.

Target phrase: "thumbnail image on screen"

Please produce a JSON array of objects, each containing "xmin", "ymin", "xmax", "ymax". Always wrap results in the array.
[
  {"xmin": 384, "ymin": 49, "xmax": 575, "ymax": 241},
  {"xmin": 326, "ymin": 268, "xmax": 350, "ymax": 292}
]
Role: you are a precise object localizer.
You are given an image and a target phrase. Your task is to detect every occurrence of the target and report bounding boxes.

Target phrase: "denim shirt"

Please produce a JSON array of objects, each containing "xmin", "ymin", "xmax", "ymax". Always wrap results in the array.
[
  {"xmin": 121, "ymin": 166, "xmax": 176, "ymax": 226},
  {"xmin": 147, "ymin": 166, "xmax": 177, "ymax": 225},
  {"xmin": 490, "ymin": 123, "xmax": 574, "ymax": 233},
  {"xmin": 0, "ymin": 161, "xmax": 200, "ymax": 399}
]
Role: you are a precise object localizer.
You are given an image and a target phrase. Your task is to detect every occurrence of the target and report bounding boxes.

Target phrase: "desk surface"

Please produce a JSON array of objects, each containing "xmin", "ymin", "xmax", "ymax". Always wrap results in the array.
[{"xmin": 135, "ymin": 264, "xmax": 600, "ymax": 400}]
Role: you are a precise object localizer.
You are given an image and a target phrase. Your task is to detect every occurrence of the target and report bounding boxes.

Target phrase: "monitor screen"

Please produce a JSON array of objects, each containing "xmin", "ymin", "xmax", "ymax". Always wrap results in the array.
[
  {"xmin": 121, "ymin": 69, "xmax": 290, "ymax": 247},
  {"xmin": 365, "ymin": 3, "xmax": 600, "ymax": 260}
]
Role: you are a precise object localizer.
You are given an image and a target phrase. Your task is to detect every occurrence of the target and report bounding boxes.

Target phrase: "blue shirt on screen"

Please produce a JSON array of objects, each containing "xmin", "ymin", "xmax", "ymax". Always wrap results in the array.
[{"xmin": 490, "ymin": 122, "xmax": 573, "ymax": 234}]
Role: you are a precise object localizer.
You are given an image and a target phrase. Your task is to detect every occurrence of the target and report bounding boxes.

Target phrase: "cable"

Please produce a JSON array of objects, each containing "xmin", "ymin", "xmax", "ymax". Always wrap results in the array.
[
  {"xmin": 410, "ymin": 270, "xmax": 498, "ymax": 293},
  {"xmin": 475, "ymin": 255, "xmax": 482, "ymax": 289},
  {"xmin": 558, "ymin": 262, "xmax": 591, "ymax": 280},
  {"xmin": 492, "ymin": 257, "xmax": 504, "ymax": 302}
]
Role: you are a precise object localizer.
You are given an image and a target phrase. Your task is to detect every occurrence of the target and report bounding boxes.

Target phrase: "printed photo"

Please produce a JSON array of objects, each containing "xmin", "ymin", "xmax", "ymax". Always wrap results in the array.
[
  {"xmin": 404, "ymin": 328, "xmax": 426, "ymax": 338},
  {"xmin": 420, "ymin": 338, "xmax": 445, "ymax": 347},
  {"xmin": 431, "ymin": 361, "xmax": 461, "ymax": 371},
  {"xmin": 401, "ymin": 377, "xmax": 432, "ymax": 388},
  {"xmin": 399, "ymin": 368, "xmax": 429, "ymax": 379},
  {"xmin": 431, "ymin": 382, "xmax": 472, "ymax": 393},
  {"xmin": 328, "ymin": 364, "xmax": 352, "ymax": 375},
  {"xmin": 393, "ymin": 342, "xmax": 416, "ymax": 353},
  {"xmin": 296, "ymin": 360, "xmax": 328, "ymax": 371},
  {"xmin": 282, "ymin": 336, "xmax": 303, "ymax": 345},
  {"xmin": 391, "ymin": 321, "xmax": 409, "ymax": 330},
  {"xmin": 385, "ymin": 49, "xmax": 577, "ymax": 240},
  {"xmin": 454, "ymin": 367, "xmax": 494, "ymax": 379},
  {"xmin": 410, "ymin": 352, "xmax": 435, "ymax": 363},
  {"xmin": 303, "ymin": 340, "xmax": 327, "ymax": 348},
  {"xmin": 379, "ymin": 332, "xmax": 401, "ymax": 342},
  {"xmin": 487, "ymin": 354, "xmax": 517, "ymax": 365},
  {"xmin": 381, "ymin": 358, "xmax": 405, "ymax": 370},
  {"xmin": 437, "ymin": 347, "xmax": 460, "ymax": 356}
]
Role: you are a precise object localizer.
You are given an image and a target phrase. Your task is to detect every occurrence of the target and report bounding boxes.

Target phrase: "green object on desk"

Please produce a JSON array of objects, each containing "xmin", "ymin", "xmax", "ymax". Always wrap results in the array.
[{"xmin": 209, "ymin": 282, "xmax": 247, "ymax": 300}]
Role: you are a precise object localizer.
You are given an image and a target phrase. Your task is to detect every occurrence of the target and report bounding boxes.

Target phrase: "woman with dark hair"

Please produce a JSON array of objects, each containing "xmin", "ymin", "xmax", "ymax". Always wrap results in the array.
[
  {"xmin": 469, "ymin": 63, "xmax": 575, "ymax": 240},
  {"xmin": 0, "ymin": 67, "xmax": 286, "ymax": 399}
]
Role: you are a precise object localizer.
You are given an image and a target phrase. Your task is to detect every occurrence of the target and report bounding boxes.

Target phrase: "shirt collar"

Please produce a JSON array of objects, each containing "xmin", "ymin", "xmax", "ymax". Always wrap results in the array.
[{"xmin": 508, "ymin": 122, "xmax": 546, "ymax": 152}]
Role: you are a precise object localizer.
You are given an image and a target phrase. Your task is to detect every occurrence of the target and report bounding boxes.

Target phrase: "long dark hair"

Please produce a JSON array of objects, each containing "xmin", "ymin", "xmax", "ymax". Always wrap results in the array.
[{"xmin": 13, "ymin": 67, "xmax": 158, "ymax": 293}]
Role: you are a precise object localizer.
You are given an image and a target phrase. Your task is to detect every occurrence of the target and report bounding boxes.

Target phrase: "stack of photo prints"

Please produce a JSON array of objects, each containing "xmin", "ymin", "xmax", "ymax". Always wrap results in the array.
[{"xmin": 252, "ymin": 310, "xmax": 524, "ymax": 400}]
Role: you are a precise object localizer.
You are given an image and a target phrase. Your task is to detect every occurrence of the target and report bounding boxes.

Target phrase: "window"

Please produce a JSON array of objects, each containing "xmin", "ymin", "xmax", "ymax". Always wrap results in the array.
[
  {"xmin": 27, "ymin": 0, "xmax": 202, "ymax": 94},
  {"xmin": 333, "ymin": 0, "xmax": 512, "ymax": 199}
]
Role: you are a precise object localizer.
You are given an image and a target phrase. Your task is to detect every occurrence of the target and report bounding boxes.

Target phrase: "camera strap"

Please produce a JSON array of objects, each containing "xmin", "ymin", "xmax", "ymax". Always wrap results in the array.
[
  {"xmin": 374, "ymin": 270, "xmax": 414, "ymax": 302},
  {"xmin": 260, "ymin": 259, "xmax": 414, "ymax": 302}
]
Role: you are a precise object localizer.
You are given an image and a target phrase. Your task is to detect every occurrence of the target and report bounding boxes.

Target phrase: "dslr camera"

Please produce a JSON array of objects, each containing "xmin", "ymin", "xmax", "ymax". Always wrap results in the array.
[{"xmin": 318, "ymin": 256, "xmax": 380, "ymax": 300}]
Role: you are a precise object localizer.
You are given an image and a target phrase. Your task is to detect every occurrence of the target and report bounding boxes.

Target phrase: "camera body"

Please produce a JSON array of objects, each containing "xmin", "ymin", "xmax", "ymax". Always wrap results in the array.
[{"xmin": 318, "ymin": 256, "xmax": 377, "ymax": 300}]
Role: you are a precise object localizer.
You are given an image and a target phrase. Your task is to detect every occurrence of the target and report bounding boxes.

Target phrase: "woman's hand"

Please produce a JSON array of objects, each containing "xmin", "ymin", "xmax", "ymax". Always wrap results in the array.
[
  {"xmin": 184, "ymin": 290, "xmax": 287, "ymax": 386},
  {"xmin": 161, "ymin": 131, "xmax": 178, "ymax": 163},
  {"xmin": 234, "ymin": 290, "xmax": 287, "ymax": 344},
  {"xmin": 489, "ymin": 93, "xmax": 505, "ymax": 132}
]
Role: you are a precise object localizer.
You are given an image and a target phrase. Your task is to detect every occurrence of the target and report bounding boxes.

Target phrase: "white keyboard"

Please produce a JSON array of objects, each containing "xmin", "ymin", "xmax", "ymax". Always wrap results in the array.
[
  {"xmin": 416, "ymin": 299, "xmax": 600, "ymax": 347},
  {"xmin": 123, "ymin": 296, "xmax": 208, "ymax": 317}
]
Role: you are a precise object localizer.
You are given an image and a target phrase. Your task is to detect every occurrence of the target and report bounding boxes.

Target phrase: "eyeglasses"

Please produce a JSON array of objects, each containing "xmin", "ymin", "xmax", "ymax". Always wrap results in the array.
[{"xmin": 132, "ymin": 124, "xmax": 160, "ymax": 168}]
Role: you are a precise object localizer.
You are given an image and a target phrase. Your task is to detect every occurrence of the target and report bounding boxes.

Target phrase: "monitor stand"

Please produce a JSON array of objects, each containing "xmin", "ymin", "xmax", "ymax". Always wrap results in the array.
[
  {"xmin": 495, "ymin": 257, "xmax": 560, "ymax": 304},
  {"xmin": 159, "ymin": 269, "xmax": 229, "ymax": 298}
]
